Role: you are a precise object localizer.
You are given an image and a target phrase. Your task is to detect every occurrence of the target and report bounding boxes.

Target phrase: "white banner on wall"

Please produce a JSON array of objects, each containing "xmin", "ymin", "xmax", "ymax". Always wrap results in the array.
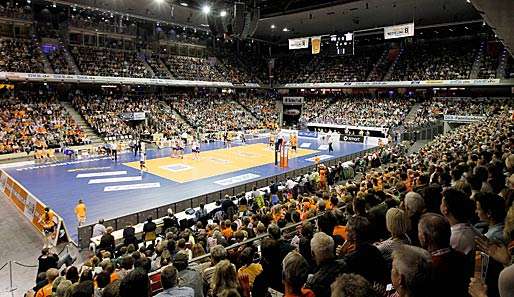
[
  {"xmin": 288, "ymin": 38, "xmax": 309, "ymax": 49},
  {"xmin": 283, "ymin": 96, "xmax": 304, "ymax": 105},
  {"xmin": 443, "ymin": 114, "xmax": 487, "ymax": 123},
  {"xmin": 384, "ymin": 22, "xmax": 415, "ymax": 39}
]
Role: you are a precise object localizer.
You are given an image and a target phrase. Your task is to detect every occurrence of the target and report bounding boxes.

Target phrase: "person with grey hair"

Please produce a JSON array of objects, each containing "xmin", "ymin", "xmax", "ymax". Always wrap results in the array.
[
  {"xmin": 202, "ymin": 245, "xmax": 228, "ymax": 287},
  {"xmin": 404, "ymin": 191, "xmax": 425, "ymax": 246},
  {"xmin": 305, "ymin": 232, "xmax": 347, "ymax": 297},
  {"xmin": 155, "ymin": 266, "xmax": 194, "ymax": 297},
  {"xmin": 418, "ymin": 213, "xmax": 470, "ymax": 297},
  {"xmin": 330, "ymin": 273, "xmax": 378, "ymax": 297},
  {"xmin": 281, "ymin": 251, "xmax": 314, "ymax": 297},
  {"xmin": 391, "ymin": 245, "xmax": 432, "ymax": 297}
]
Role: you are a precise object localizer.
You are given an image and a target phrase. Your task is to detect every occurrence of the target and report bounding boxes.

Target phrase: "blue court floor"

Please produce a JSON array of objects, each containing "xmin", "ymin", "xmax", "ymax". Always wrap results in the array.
[{"xmin": 3, "ymin": 137, "xmax": 374, "ymax": 241}]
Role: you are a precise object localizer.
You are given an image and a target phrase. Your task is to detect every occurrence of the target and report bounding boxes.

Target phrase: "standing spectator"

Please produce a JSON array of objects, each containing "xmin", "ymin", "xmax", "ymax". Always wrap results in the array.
[
  {"xmin": 403, "ymin": 192, "xmax": 425, "ymax": 246},
  {"xmin": 440, "ymin": 188, "xmax": 480, "ymax": 255},
  {"xmin": 143, "ymin": 217, "xmax": 157, "ymax": 247},
  {"xmin": 475, "ymin": 192, "xmax": 507, "ymax": 243},
  {"xmin": 418, "ymin": 213, "xmax": 471, "ymax": 297},
  {"xmin": 36, "ymin": 248, "xmax": 58, "ymax": 282},
  {"xmin": 123, "ymin": 224, "xmax": 137, "ymax": 247},
  {"xmin": 155, "ymin": 266, "xmax": 194, "ymax": 297},
  {"xmin": 92, "ymin": 219, "xmax": 106, "ymax": 238},
  {"xmin": 74, "ymin": 199, "xmax": 87, "ymax": 226}
]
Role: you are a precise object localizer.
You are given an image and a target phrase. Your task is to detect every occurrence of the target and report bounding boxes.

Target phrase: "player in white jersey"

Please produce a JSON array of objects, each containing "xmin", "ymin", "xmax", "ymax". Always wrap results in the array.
[
  {"xmin": 140, "ymin": 152, "xmax": 147, "ymax": 175},
  {"xmin": 170, "ymin": 139, "xmax": 178, "ymax": 158},
  {"xmin": 192, "ymin": 140, "xmax": 200, "ymax": 159}
]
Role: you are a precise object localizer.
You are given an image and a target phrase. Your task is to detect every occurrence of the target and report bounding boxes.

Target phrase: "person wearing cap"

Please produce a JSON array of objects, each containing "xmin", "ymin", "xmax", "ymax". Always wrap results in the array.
[{"xmin": 74, "ymin": 199, "xmax": 87, "ymax": 226}]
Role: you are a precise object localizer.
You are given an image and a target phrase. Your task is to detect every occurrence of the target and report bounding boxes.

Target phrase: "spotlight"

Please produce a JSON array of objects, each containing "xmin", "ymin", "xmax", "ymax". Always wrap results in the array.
[
  {"xmin": 220, "ymin": 10, "xmax": 227, "ymax": 17},
  {"xmin": 52, "ymin": 2, "xmax": 56, "ymax": 7},
  {"xmin": 180, "ymin": 2, "xmax": 188, "ymax": 6},
  {"xmin": 270, "ymin": 24, "xmax": 276, "ymax": 29},
  {"xmin": 155, "ymin": 0, "xmax": 164, "ymax": 3},
  {"xmin": 282, "ymin": 27, "xmax": 289, "ymax": 32},
  {"xmin": 202, "ymin": 4, "xmax": 211, "ymax": 14}
]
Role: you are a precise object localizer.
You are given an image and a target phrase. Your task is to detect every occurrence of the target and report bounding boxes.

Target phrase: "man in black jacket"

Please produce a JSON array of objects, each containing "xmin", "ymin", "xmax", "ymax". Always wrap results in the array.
[
  {"xmin": 162, "ymin": 208, "xmax": 179, "ymax": 235},
  {"xmin": 98, "ymin": 227, "xmax": 115, "ymax": 254},
  {"xmin": 123, "ymin": 224, "xmax": 137, "ymax": 247},
  {"xmin": 36, "ymin": 248, "xmax": 58, "ymax": 281}
]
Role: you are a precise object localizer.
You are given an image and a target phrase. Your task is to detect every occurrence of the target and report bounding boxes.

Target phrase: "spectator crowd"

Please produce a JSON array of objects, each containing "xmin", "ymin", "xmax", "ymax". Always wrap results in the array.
[{"xmin": 28, "ymin": 99, "xmax": 514, "ymax": 297}]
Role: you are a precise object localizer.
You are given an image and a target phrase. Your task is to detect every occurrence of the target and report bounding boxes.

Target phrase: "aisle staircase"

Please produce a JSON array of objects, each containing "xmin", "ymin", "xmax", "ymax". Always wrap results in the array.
[
  {"xmin": 138, "ymin": 53, "xmax": 155, "ymax": 78},
  {"xmin": 404, "ymin": 103, "xmax": 422, "ymax": 123},
  {"xmin": 407, "ymin": 140, "xmax": 429, "ymax": 155},
  {"xmin": 383, "ymin": 48, "xmax": 403, "ymax": 81},
  {"xmin": 62, "ymin": 45, "xmax": 81, "ymax": 74},
  {"xmin": 60, "ymin": 102, "xmax": 103, "ymax": 144},
  {"xmin": 37, "ymin": 47, "xmax": 54, "ymax": 74}
]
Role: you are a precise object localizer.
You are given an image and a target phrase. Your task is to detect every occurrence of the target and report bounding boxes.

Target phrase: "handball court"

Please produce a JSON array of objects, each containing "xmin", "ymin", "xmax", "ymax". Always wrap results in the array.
[{"xmin": 1, "ymin": 137, "xmax": 375, "ymax": 242}]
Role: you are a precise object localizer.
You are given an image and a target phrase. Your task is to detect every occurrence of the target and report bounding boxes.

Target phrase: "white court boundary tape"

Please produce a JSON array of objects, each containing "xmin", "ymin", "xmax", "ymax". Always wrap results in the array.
[
  {"xmin": 104, "ymin": 182, "xmax": 161, "ymax": 192},
  {"xmin": 88, "ymin": 176, "xmax": 142, "ymax": 184},
  {"xmin": 76, "ymin": 171, "xmax": 127, "ymax": 178}
]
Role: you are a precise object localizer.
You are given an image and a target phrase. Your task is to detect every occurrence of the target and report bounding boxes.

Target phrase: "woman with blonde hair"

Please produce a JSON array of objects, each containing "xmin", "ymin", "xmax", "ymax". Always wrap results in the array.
[
  {"xmin": 211, "ymin": 260, "xmax": 250, "ymax": 297},
  {"xmin": 375, "ymin": 208, "xmax": 411, "ymax": 263}
]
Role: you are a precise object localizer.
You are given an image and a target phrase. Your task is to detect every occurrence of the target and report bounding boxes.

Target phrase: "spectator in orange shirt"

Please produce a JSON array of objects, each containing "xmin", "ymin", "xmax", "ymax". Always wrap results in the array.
[{"xmin": 35, "ymin": 268, "xmax": 59, "ymax": 297}]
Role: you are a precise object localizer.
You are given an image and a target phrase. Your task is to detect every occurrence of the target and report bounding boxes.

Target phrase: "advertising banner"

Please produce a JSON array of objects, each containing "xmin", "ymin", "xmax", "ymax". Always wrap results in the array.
[
  {"xmin": 282, "ymin": 97, "xmax": 304, "ymax": 105},
  {"xmin": 443, "ymin": 114, "xmax": 487, "ymax": 123},
  {"xmin": 288, "ymin": 38, "xmax": 309, "ymax": 49},
  {"xmin": 298, "ymin": 131, "xmax": 319, "ymax": 138},
  {"xmin": 340, "ymin": 134, "xmax": 365, "ymax": 143},
  {"xmin": 384, "ymin": 22, "xmax": 415, "ymax": 39}
]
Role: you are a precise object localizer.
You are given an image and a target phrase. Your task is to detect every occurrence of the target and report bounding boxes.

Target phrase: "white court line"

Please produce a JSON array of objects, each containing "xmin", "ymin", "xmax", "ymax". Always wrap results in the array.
[
  {"xmin": 300, "ymin": 143, "xmax": 312, "ymax": 148},
  {"xmin": 76, "ymin": 171, "xmax": 127, "ymax": 178},
  {"xmin": 104, "ymin": 182, "xmax": 161, "ymax": 192},
  {"xmin": 0, "ymin": 161, "xmax": 35, "ymax": 169},
  {"xmin": 88, "ymin": 176, "xmax": 142, "ymax": 184}
]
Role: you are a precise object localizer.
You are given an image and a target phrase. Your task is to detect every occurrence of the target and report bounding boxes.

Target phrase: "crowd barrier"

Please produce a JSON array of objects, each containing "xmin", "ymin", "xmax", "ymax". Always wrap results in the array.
[
  {"xmin": 76, "ymin": 146, "xmax": 379, "ymax": 248},
  {"xmin": 0, "ymin": 170, "xmax": 72, "ymax": 246}
]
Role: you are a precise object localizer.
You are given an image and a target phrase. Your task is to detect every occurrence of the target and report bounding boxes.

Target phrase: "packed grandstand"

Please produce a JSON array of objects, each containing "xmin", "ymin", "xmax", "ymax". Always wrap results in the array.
[{"xmin": 0, "ymin": 1, "xmax": 513, "ymax": 297}]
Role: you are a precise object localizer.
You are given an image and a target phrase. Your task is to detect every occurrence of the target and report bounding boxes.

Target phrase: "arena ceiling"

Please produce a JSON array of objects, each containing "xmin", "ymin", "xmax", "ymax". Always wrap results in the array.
[
  {"xmin": 53, "ymin": 0, "xmax": 514, "ymax": 51},
  {"xmin": 471, "ymin": 0, "xmax": 514, "ymax": 55}
]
